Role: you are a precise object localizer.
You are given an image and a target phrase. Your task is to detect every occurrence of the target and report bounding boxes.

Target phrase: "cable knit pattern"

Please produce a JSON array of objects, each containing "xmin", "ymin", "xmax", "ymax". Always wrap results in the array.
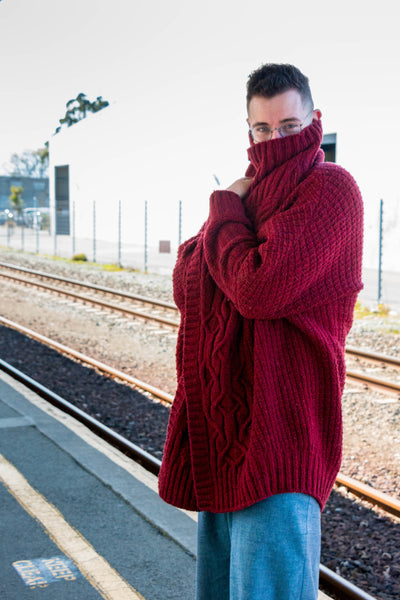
[{"xmin": 158, "ymin": 120, "xmax": 363, "ymax": 512}]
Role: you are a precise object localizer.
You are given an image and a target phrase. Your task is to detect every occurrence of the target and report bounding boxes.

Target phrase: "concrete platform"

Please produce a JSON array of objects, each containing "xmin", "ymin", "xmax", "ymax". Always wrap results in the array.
[
  {"xmin": 0, "ymin": 370, "xmax": 196, "ymax": 599},
  {"xmin": 0, "ymin": 369, "xmax": 331, "ymax": 599}
]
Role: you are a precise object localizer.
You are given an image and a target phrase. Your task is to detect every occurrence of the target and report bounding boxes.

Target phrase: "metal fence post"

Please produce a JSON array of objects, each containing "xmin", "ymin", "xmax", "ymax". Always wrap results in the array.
[
  {"xmin": 118, "ymin": 199, "xmax": 122, "ymax": 267},
  {"xmin": 178, "ymin": 200, "xmax": 182, "ymax": 247},
  {"xmin": 72, "ymin": 200, "xmax": 76, "ymax": 257},
  {"xmin": 93, "ymin": 199, "xmax": 96, "ymax": 263},
  {"xmin": 54, "ymin": 205, "xmax": 57, "ymax": 257},
  {"xmin": 34, "ymin": 196, "xmax": 39, "ymax": 254},
  {"xmin": 144, "ymin": 200, "xmax": 148, "ymax": 274},
  {"xmin": 378, "ymin": 199, "xmax": 383, "ymax": 305}
]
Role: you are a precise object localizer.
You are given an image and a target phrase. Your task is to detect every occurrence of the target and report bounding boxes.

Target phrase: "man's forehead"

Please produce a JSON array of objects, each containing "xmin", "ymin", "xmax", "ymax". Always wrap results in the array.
[{"xmin": 247, "ymin": 90, "xmax": 305, "ymax": 122}]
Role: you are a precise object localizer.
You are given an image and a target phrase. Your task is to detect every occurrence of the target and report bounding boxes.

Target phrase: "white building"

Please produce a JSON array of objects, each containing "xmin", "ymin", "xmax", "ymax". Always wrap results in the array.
[{"xmin": 49, "ymin": 91, "xmax": 400, "ymax": 290}]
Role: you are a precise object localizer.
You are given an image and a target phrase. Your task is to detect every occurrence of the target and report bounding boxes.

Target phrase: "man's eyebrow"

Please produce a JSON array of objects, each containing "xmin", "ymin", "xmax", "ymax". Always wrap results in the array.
[
  {"xmin": 280, "ymin": 117, "xmax": 302, "ymax": 123},
  {"xmin": 251, "ymin": 117, "xmax": 301, "ymax": 127}
]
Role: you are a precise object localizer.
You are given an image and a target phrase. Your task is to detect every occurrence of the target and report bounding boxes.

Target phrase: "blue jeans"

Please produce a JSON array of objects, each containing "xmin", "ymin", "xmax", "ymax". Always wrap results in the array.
[{"xmin": 196, "ymin": 493, "xmax": 321, "ymax": 600}]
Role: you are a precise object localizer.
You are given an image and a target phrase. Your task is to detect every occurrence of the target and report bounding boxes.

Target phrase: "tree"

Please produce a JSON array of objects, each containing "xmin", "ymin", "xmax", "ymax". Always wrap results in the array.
[
  {"xmin": 54, "ymin": 93, "xmax": 109, "ymax": 134},
  {"xmin": 2, "ymin": 145, "xmax": 49, "ymax": 178},
  {"xmin": 9, "ymin": 185, "xmax": 24, "ymax": 219},
  {"xmin": 1, "ymin": 93, "xmax": 108, "ymax": 178},
  {"xmin": 36, "ymin": 141, "xmax": 49, "ymax": 172}
]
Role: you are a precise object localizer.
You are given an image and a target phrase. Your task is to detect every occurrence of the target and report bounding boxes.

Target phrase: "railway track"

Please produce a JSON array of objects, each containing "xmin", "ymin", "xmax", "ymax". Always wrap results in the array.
[
  {"xmin": 0, "ymin": 261, "xmax": 179, "ymax": 328},
  {"xmin": 1, "ymin": 315, "xmax": 399, "ymax": 523},
  {"xmin": 1, "ymin": 261, "xmax": 399, "ymax": 397},
  {"xmin": 0, "ymin": 355, "xmax": 380, "ymax": 600}
]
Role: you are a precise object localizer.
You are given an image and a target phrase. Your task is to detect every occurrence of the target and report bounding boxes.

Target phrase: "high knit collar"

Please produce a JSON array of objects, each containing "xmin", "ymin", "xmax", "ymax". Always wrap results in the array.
[{"xmin": 246, "ymin": 119, "xmax": 324, "ymax": 186}]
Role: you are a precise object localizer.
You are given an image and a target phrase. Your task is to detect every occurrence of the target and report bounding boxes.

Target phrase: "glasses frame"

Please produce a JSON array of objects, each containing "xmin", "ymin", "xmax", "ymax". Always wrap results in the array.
[{"xmin": 250, "ymin": 109, "xmax": 314, "ymax": 142}]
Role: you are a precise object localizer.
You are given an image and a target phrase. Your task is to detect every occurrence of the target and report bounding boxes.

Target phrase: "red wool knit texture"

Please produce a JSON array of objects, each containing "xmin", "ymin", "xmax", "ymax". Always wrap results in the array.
[{"xmin": 158, "ymin": 120, "xmax": 364, "ymax": 512}]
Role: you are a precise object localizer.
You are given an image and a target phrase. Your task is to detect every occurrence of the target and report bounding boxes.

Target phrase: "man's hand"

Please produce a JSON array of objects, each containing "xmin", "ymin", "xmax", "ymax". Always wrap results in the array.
[{"xmin": 226, "ymin": 177, "xmax": 254, "ymax": 200}]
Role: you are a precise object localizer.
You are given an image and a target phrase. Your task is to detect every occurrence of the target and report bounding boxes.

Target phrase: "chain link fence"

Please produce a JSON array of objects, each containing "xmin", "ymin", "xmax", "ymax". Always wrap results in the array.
[
  {"xmin": 1, "ymin": 197, "xmax": 399, "ymax": 311},
  {"xmin": 0, "ymin": 199, "xmax": 184, "ymax": 275}
]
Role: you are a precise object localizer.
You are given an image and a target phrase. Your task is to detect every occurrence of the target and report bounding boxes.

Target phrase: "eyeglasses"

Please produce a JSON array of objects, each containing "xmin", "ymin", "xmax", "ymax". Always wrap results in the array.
[{"xmin": 250, "ymin": 109, "xmax": 314, "ymax": 143}]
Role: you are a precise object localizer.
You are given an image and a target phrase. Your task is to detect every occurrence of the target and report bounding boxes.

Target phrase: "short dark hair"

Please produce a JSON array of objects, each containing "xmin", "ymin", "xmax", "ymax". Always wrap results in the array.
[{"xmin": 246, "ymin": 63, "xmax": 314, "ymax": 110}]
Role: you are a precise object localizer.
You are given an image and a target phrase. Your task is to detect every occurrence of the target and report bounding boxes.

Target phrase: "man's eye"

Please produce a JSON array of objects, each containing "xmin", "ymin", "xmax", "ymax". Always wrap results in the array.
[
  {"xmin": 282, "ymin": 123, "xmax": 299, "ymax": 132},
  {"xmin": 255, "ymin": 126, "xmax": 271, "ymax": 133}
]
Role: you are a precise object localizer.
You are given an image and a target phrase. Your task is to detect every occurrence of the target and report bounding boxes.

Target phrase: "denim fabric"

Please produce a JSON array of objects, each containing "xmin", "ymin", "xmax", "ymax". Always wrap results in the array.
[{"xmin": 196, "ymin": 493, "xmax": 321, "ymax": 600}]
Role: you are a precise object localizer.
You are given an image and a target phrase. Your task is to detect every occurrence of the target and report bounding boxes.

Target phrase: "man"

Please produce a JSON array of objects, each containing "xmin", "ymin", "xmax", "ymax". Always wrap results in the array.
[{"xmin": 159, "ymin": 63, "xmax": 363, "ymax": 599}]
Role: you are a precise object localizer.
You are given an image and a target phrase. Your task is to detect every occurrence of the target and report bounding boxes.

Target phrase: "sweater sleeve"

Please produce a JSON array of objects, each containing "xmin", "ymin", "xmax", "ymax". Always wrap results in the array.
[{"xmin": 203, "ymin": 166, "xmax": 363, "ymax": 320}]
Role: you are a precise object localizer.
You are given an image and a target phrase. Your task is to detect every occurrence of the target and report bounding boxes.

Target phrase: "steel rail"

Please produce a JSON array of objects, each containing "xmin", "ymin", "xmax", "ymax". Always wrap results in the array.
[
  {"xmin": 1, "ymin": 316, "xmax": 399, "ymax": 520},
  {"xmin": 0, "ymin": 316, "xmax": 174, "ymax": 404},
  {"xmin": 335, "ymin": 473, "xmax": 400, "ymax": 519},
  {"xmin": 0, "ymin": 356, "xmax": 379, "ymax": 600},
  {"xmin": 0, "ymin": 357, "xmax": 161, "ymax": 475},
  {"xmin": 319, "ymin": 565, "xmax": 378, "ymax": 600},
  {"xmin": 1, "ymin": 262, "xmax": 399, "ymax": 374},
  {"xmin": 345, "ymin": 369, "xmax": 400, "ymax": 396},
  {"xmin": 346, "ymin": 345, "xmax": 400, "ymax": 368},
  {"xmin": 0, "ymin": 270, "xmax": 179, "ymax": 328},
  {"xmin": 4, "ymin": 268, "xmax": 399, "ymax": 395},
  {"xmin": 0, "ymin": 261, "xmax": 177, "ymax": 310}
]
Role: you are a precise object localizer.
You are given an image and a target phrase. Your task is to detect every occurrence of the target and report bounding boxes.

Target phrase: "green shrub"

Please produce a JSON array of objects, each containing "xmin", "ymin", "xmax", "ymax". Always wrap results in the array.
[{"xmin": 72, "ymin": 253, "xmax": 87, "ymax": 262}]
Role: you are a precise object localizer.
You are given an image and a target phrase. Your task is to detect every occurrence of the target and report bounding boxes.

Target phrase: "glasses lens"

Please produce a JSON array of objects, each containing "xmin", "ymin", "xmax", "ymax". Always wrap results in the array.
[
  {"xmin": 252, "ymin": 126, "xmax": 272, "ymax": 142},
  {"xmin": 280, "ymin": 123, "xmax": 301, "ymax": 137}
]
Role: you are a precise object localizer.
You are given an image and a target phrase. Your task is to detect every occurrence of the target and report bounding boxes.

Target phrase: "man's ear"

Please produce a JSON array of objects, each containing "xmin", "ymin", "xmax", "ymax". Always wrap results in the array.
[{"xmin": 312, "ymin": 109, "xmax": 322, "ymax": 120}]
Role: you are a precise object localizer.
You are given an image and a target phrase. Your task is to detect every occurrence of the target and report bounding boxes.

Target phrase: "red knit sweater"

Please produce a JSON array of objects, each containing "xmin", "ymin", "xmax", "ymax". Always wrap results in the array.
[{"xmin": 158, "ymin": 120, "xmax": 363, "ymax": 512}]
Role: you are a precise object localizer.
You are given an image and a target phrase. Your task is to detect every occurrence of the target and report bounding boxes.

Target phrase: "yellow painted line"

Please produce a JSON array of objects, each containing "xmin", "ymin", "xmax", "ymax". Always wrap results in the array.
[{"xmin": 0, "ymin": 453, "xmax": 145, "ymax": 600}]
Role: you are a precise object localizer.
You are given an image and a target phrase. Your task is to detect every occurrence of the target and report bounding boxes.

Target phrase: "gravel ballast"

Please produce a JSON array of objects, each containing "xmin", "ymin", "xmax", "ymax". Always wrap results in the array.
[{"xmin": 0, "ymin": 249, "xmax": 399, "ymax": 600}]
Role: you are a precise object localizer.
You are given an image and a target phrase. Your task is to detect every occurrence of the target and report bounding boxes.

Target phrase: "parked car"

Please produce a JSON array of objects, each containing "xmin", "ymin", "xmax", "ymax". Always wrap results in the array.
[{"xmin": 23, "ymin": 207, "xmax": 50, "ymax": 229}]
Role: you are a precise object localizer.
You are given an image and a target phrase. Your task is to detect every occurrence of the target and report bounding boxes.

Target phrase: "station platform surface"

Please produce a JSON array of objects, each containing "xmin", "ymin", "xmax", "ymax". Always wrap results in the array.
[{"xmin": 0, "ymin": 369, "xmax": 331, "ymax": 600}]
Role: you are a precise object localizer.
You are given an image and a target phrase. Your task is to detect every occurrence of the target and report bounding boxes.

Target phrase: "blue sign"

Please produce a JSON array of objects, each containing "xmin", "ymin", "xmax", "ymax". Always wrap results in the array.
[{"xmin": 13, "ymin": 556, "xmax": 81, "ymax": 588}]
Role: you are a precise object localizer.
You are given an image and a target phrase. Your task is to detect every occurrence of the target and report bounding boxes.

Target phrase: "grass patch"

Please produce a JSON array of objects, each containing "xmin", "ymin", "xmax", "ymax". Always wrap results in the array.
[
  {"xmin": 354, "ymin": 301, "xmax": 372, "ymax": 319},
  {"xmin": 353, "ymin": 301, "xmax": 400, "ymax": 334},
  {"xmin": 354, "ymin": 301, "xmax": 393, "ymax": 319},
  {"xmin": 42, "ymin": 253, "xmax": 66, "ymax": 262},
  {"xmin": 102, "ymin": 263, "xmax": 125, "ymax": 272}
]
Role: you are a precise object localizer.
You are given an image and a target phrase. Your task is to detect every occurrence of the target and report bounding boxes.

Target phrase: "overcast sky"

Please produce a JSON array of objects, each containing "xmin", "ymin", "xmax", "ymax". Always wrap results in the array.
[{"xmin": 1, "ymin": 0, "xmax": 399, "ymax": 172}]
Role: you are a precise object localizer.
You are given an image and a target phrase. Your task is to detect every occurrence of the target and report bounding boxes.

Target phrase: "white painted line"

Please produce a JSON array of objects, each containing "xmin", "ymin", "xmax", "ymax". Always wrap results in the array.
[
  {"xmin": 0, "ymin": 370, "xmax": 196, "ymax": 523},
  {"xmin": 0, "ymin": 453, "xmax": 145, "ymax": 600}
]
